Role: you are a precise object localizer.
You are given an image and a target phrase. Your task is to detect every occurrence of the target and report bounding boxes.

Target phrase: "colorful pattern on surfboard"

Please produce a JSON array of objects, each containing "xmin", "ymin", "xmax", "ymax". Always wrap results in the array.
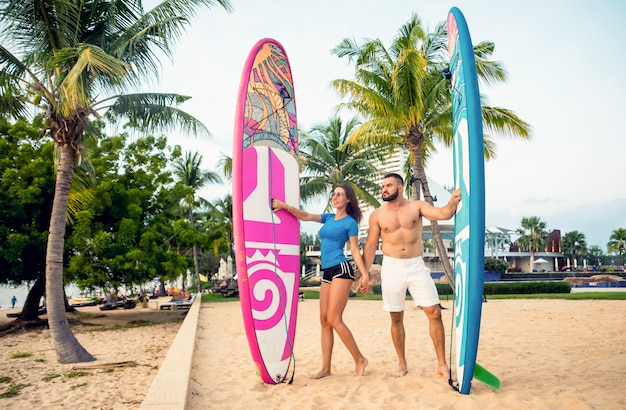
[
  {"xmin": 448, "ymin": 7, "xmax": 486, "ymax": 395},
  {"xmin": 232, "ymin": 38, "xmax": 300, "ymax": 384}
]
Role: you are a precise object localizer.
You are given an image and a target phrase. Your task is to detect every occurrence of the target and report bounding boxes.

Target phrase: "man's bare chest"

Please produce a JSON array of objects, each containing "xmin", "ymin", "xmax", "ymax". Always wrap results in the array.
[{"xmin": 380, "ymin": 212, "xmax": 421, "ymax": 234}]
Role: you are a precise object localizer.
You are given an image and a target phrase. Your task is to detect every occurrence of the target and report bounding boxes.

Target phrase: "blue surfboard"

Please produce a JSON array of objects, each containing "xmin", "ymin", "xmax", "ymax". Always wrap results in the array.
[{"xmin": 448, "ymin": 7, "xmax": 487, "ymax": 395}]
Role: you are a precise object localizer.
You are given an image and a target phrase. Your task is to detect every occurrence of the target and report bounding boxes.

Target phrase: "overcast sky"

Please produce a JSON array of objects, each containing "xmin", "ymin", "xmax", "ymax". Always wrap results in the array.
[{"xmin": 139, "ymin": 0, "xmax": 626, "ymax": 250}]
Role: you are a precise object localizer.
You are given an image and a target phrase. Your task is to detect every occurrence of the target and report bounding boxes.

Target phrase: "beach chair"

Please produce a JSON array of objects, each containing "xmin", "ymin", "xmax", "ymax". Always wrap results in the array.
[
  {"xmin": 159, "ymin": 300, "xmax": 178, "ymax": 310},
  {"xmin": 160, "ymin": 294, "xmax": 196, "ymax": 310},
  {"xmin": 180, "ymin": 294, "xmax": 196, "ymax": 309},
  {"xmin": 220, "ymin": 287, "xmax": 239, "ymax": 297}
]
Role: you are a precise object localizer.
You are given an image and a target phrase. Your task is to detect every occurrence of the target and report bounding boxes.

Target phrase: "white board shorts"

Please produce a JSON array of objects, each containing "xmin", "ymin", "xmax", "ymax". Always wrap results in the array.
[{"xmin": 381, "ymin": 255, "xmax": 440, "ymax": 312}]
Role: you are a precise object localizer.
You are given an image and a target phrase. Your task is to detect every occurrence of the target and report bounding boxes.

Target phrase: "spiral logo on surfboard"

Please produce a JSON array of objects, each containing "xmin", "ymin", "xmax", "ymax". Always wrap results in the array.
[{"xmin": 246, "ymin": 249, "xmax": 294, "ymax": 331}]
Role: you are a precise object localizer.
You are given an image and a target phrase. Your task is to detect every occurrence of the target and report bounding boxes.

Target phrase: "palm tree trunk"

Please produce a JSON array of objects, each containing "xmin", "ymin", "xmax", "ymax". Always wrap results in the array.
[
  {"xmin": 18, "ymin": 276, "xmax": 46, "ymax": 321},
  {"xmin": 193, "ymin": 244, "xmax": 201, "ymax": 292},
  {"xmin": 46, "ymin": 144, "xmax": 95, "ymax": 364},
  {"xmin": 412, "ymin": 156, "xmax": 455, "ymax": 287},
  {"xmin": 189, "ymin": 206, "xmax": 201, "ymax": 293}
]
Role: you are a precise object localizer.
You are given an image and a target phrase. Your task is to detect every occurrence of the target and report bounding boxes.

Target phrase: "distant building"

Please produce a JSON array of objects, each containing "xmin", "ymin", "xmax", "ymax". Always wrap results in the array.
[
  {"xmin": 358, "ymin": 147, "xmax": 408, "ymax": 238},
  {"xmin": 305, "ymin": 147, "xmax": 569, "ymax": 275}
]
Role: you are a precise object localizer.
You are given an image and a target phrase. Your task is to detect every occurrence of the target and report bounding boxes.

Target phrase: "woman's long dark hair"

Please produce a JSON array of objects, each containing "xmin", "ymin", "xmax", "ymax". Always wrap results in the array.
[{"xmin": 336, "ymin": 183, "xmax": 362, "ymax": 224}]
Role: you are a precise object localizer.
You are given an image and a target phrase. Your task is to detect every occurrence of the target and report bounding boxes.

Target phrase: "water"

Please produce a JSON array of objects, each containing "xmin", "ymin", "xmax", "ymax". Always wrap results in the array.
[
  {"xmin": 0, "ymin": 283, "xmax": 83, "ymax": 311},
  {"xmin": 0, "ymin": 284, "xmax": 29, "ymax": 310}
]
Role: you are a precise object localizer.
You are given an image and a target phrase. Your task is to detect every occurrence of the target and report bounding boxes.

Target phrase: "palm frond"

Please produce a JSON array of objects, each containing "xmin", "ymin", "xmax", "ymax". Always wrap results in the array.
[
  {"xmin": 100, "ymin": 93, "xmax": 210, "ymax": 137},
  {"xmin": 56, "ymin": 45, "xmax": 130, "ymax": 115},
  {"xmin": 473, "ymin": 41, "xmax": 508, "ymax": 87},
  {"xmin": 481, "ymin": 105, "xmax": 533, "ymax": 140},
  {"xmin": 108, "ymin": 0, "xmax": 232, "ymax": 88},
  {"xmin": 216, "ymin": 153, "xmax": 232, "ymax": 181}
]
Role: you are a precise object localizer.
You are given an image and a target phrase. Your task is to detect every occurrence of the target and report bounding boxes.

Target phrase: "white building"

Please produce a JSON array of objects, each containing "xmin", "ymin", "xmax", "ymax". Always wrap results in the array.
[
  {"xmin": 357, "ymin": 146, "xmax": 455, "ymax": 243},
  {"xmin": 358, "ymin": 147, "xmax": 409, "ymax": 238},
  {"xmin": 305, "ymin": 147, "xmax": 567, "ymax": 275}
]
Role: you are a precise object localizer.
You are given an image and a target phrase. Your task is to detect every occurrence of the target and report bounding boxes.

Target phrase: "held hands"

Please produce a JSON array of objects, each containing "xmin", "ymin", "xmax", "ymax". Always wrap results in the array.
[{"xmin": 357, "ymin": 272, "xmax": 369, "ymax": 295}]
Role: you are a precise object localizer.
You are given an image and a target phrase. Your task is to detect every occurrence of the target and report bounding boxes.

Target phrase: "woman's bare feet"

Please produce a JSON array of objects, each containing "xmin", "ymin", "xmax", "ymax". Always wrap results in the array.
[
  {"xmin": 437, "ymin": 364, "xmax": 450, "ymax": 378},
  {"xmin": 356, "ymin": 357, "xmax": 369, "ymax": 376}
]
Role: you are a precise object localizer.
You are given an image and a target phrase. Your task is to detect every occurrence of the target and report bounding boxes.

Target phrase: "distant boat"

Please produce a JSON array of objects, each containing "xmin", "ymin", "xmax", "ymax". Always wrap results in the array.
[{"xmin": 69, "ymin": 296, "xmax": 103, "ymax": 307}]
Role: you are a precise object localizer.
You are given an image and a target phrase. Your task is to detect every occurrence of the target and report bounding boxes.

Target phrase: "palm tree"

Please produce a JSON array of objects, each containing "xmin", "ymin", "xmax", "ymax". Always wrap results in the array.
[
  {"xmin": 201, "ymin": 194, "xmax": 234, "ymax": 259},
  {"xmin": 0, "ymin": 0, "xmax": 232, "ymax": 363},
  {"xmin": 300, "ymin": 116, "xmax": 383, "ymax": 211},
  {"xmin": 173, "ymin": 151, "xmax": 221, "ymax": 292},
  {"xmin": 216, "ymin": 152, "xmax": 233, "ymax": 181},
  {"xmin": 607, "ymin": 228, "xmax": 626, "ymax": 269},
  {"xmin": 587, "ymin": 245, "xmax": 604, "ymax": 268},
  {"xmin": 516, "ymin": 216, "xmax": 548, "ymax": 272},
  {"xmin": 562, "ymin": 231, "xmax": 587, "ymax": 271},
  {"xmin": 330, "ymin": 14, "xmax": 532, "ymax": 283}
]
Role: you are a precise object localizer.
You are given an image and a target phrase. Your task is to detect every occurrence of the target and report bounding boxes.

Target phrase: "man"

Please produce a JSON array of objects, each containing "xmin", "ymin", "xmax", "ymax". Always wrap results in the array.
[{"xmin": 363, "ymin": 173, "xmax": 460, "ymax": 378}]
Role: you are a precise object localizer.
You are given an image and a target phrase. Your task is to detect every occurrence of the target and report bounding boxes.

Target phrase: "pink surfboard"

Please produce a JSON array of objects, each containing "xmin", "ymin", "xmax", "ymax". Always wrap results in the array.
[{"xmin": 232, "ymin": 38, "xmax": 300, "ymax": 384}]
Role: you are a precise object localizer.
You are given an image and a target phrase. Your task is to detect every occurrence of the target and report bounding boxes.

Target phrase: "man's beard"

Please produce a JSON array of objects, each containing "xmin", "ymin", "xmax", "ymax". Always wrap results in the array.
[{"xmin": 382, "ymin": 190, "xmax": 398, "ymax": 202}]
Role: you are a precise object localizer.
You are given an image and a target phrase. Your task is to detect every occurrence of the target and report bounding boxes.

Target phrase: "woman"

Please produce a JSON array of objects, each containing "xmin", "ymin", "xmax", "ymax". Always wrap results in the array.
[{"xmin": 272, "ymin": 183, "xmax": 369, "ymax": 378}]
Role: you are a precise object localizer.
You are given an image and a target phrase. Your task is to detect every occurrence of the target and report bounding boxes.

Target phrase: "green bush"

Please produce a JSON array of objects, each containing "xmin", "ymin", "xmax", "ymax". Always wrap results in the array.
[
  {"xmin": 483, "ymin": 281, "xmax": 571, "ymax": 294},
  {"xmin": 375, "ymin": 280, "xmax": 571, "ymax": 298},
  {"xmin": 484, "ymin": 257, "xmax": 509, "ymax": 274},
  {"xmin": 436, "ymin": 283, "xmax": 454, "ymax": 295}
]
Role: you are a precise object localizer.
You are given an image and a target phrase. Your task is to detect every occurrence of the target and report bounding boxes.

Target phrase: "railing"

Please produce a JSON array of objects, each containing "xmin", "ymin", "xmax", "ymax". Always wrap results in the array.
[{"xmin": 301, "ymin": 268, "xmax": 319, "ymax": 281}]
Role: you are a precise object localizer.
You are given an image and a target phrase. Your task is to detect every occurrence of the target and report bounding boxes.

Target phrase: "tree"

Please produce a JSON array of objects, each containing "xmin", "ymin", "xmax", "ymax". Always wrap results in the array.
[
  {"xmin": 0, "ymin": 116, "xmax": 55, "ymax": 324},
  {"xmin": 587, "ymin": 245, "xmax": 604, "ymax": 268},
  {"xmin": 201, "ymin": 194, "xmax": 234, "ymax": 260},
  {"xmin": 483, "ymin": 257, "xmax": 508, "ymax": 274},
  {"xmin": 173, "ymin": 151, "xmax": 221, "ymax": 292},
  {"xmin": 300, "ymin": 231, "xmax": 321, "ymax": 273},
  {"xmin": 607, "ymin": 228, "xmax": 626, "ymax": 269},
  {"xmin": 330, "ymin": 14, "xmax": 532, "ymax": 283},
  {"xmin": 216, "ymin": 152, "xmax": 233, "ymax": 181},
  {"xmin": 66, "ymin": 134, "xmax": 192, "ymax": 300},
  {"xmin": 0, "ymin": 0, "xmax": 232, "ymax": 364},
  {"xmin": 516, "ymin": 216, "xmax": 548, "ymax": 272},
  {"xmin": 300, "ymin": 116, "xmax": 383, "ymax": 210},
  {"xmin": 562, "ymin": 231, "xmax": 587, "ymax": 271}
]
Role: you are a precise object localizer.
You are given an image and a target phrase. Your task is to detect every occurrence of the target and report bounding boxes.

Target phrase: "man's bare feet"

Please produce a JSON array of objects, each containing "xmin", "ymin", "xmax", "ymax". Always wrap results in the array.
[
  {"xmin": 356, "ymin": 357, "xmax": 369, "ymax": 376},
  {"xmin": 392, "ymin": 365, "xmax": 408, "ymax": 378},
  {"xmin": 310, "ymin": 370, "xmax": 331, "ymax": 379}
]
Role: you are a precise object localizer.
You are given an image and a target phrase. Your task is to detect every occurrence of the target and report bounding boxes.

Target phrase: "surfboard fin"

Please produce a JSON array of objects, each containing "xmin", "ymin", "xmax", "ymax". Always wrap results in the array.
[{"xmin": 473, "ymin": 363, "xmax": 500, "ymax": 389}]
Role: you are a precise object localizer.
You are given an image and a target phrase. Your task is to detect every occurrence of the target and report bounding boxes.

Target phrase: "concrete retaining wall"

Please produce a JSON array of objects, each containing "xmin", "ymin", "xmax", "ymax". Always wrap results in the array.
[{"xmin": 140, "ymin": 294, "xmax": 201, "ymax": 409}]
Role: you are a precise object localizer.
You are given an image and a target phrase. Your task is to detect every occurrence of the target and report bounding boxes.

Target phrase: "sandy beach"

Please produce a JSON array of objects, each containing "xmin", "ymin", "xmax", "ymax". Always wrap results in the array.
[
  {"xmin": 189, "ymin": 298, "xmax": 626, "ymax": 410},
  {"xmin": 0, "ymin": 298, "xmax": 185, "ymax": 409},
  {"xmin": 1, "ymin": 297, "xmax": 625, "ymax": 409}
]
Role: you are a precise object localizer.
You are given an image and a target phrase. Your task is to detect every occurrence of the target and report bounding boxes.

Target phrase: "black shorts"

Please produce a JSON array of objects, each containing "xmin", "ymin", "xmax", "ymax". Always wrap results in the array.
[{"xmin": 321, "ymin": 261, "xmax": 355, "ymax": 284}]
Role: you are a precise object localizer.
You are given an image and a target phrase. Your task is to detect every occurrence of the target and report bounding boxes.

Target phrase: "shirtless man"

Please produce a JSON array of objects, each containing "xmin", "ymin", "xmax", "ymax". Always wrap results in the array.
[{"xmin": 363, "ymin": 173, "xmax": 460, "ymax": 378}]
